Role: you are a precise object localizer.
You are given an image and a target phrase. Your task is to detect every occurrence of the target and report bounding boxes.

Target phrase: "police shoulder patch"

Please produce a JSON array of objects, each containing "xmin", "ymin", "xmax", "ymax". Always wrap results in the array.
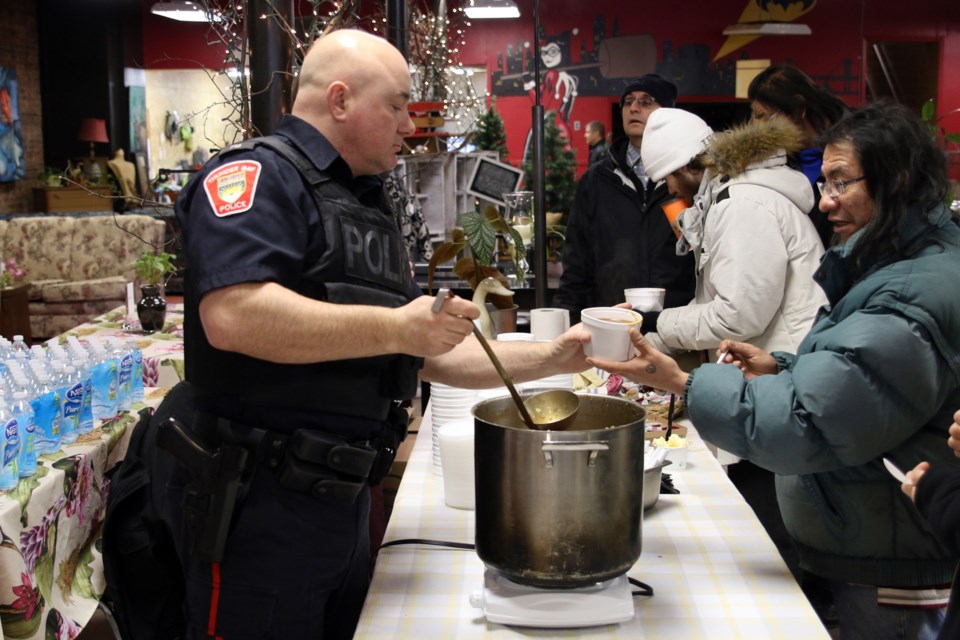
[{"xmin": 203, "ymin": 159, "xmax": 263, "ymax": 217}]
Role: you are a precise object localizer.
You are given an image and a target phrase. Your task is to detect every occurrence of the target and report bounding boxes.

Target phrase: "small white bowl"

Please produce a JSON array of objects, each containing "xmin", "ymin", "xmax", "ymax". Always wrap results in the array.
[{"xmin": 580, "ymin": 307, "xmax": 642, "ymax": 361}]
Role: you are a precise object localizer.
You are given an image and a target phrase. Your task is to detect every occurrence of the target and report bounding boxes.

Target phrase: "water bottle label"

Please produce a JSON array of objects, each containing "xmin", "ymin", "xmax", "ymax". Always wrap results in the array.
[
  {"xmin": 119, "ymin": 354, "xmax": 133, "ymax": 387},
  {"xmin": 3, "ymin": 419, "xmax": 19, "ymax": 466},
  {"xmin": 63, "ymin": 383, "xmax": 84, "ymax": 419}
]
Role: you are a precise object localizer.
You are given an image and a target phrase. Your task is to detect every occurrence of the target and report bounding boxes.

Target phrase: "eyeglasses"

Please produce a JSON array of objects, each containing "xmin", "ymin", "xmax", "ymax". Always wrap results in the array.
[
  {"xmin": 817, "ymin": 176, "xmax": 865, "ymax": 199},
  {"xmin": 622, "ymin": 96, "xmax": 656, "ymax": 109}
]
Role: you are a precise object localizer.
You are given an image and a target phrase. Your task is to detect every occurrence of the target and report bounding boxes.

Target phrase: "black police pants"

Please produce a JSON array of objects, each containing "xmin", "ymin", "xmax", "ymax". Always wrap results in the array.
[{"xmin": 169, "ymin": 457, "xmax": 373, "ymax": 640}]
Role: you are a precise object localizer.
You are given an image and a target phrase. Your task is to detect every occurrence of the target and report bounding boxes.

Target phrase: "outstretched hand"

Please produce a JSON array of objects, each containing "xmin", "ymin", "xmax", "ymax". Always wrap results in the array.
[
  {"xmin": 949, "ymin": 409, "xmax": 960, "ymax": 459},
  {"xmin": 902, "ymin": 461, "xmax": 930, "ymax": 502},
  {"xmin": 587, "ymin": 328, "xmax": 687, "ymax": 395},
  {"xmin": 544, "ymin": 324, "xmax": 592, "ymax": 374},
  {"xmin": 717, "ymin": 339, "xmax": 778, "ymax": 380}
]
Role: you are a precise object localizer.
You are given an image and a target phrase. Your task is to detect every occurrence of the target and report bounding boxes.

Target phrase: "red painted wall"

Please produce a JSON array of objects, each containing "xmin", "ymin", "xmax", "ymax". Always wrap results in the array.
[{"xmin": 141, "ymin": 0, "xmax": 960, "ymax": 176}]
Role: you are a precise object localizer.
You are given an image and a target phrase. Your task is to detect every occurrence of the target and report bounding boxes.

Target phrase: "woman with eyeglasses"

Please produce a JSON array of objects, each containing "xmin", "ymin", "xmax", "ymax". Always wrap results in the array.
[
  {"xmin": 590, "ymin": 100, "xmax": 960, "ymax": 640},
  {"xmin": 748, "ymin": 63, "xmax": 851, "ymax": 249}
]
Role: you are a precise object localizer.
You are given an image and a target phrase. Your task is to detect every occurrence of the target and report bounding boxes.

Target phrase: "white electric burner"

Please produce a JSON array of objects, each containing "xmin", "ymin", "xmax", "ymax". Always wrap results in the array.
[{"xmin": 469, "ymin": 569, "xmax": 634, "ymax": 628}]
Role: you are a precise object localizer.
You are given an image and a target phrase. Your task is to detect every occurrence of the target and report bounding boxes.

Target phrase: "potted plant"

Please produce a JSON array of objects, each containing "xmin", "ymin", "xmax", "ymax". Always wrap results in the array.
[
  {"xmin": 427, "ymin": 206, "xmax": 527, "ymax": 336},
  {"xmin": 134, "ymin": 250, "xmax": 177, "ymax": 332}
]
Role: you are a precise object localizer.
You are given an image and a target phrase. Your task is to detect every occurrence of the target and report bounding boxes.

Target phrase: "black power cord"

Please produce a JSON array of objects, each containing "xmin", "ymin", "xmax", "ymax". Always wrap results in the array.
[{"xmin": 379, "ymin": 539, "xmax": 655, "ymax": 600}]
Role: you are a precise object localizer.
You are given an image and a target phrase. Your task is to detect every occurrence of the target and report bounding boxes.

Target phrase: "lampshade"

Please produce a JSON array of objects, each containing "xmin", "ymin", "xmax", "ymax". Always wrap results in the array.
[
  {"xmin": 463, "ymin": 0, "xmax": 520, "ymax": 19},
  {"xmin": 77, "ymin": 118, "xmax": 109, "ymax": 144}
]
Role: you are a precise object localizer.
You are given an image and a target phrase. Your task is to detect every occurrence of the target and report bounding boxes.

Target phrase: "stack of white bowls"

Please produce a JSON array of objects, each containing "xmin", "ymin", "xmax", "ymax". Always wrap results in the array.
[{"xmin": 429, "ymin": 382, "xmax": 478, "ymax": 476}]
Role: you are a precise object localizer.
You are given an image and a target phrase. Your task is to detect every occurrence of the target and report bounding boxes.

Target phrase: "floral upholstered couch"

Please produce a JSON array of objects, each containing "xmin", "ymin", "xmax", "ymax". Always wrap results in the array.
[{"xmin": 0, "ymin": 214, "xmax": 166, "ymax": 339}]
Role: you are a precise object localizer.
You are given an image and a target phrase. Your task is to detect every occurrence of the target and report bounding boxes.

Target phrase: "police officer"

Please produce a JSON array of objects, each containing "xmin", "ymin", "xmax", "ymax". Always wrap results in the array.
[{"xmin": 140, "ymin": 30, "xmax": 589, "ymax": 640}]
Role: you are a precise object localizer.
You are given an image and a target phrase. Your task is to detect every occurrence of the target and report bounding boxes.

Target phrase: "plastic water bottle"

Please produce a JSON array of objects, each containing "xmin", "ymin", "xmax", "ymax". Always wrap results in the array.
[
  {"xmin": 69, "ymin": 346, "xmax": 94, "ymax": 435},
  {"xmin": 11, "ymin": 390, "xmax": 36, "ymax": 478},
  {"xmin": 11, "ymin": 336, "xmax": 28, "ymax": 357},
  {"xmin": 0, "ymin": 399, "xmax": 21, "ymax": 490},
  {"xmin": 126, "ymin": 340, "xmax": 144, "ymax": 403},
  {"xmin": 47, "ymin": 361, "xmax": 75, "ymax": 446},
  {"xmin": 89, "ymin": 341, "xmax": 118, "ymax": 420},
  {"xmin": 58, "ymin": 363, "xmax": 82, "ymax": 445},
  {"xmin": 30, "ymin": 370, "xmax": 61, "ymax": 455},
  {"xmin": 112, "ymin": 339, "xmax": 133, "ymax": 412}
]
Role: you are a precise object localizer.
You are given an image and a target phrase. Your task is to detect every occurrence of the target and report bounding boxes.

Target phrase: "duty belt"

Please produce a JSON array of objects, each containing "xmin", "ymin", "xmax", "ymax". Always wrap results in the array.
[{"xmin": 193, "ymin": 413, "xmax": 398, "ymax": 503}]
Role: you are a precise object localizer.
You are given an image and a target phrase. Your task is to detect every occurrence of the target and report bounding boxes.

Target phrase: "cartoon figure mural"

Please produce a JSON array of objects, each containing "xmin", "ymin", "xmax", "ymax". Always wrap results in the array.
[{"xmin": 523, "ymin": 33, "xmax": 578, "ymax": 153}]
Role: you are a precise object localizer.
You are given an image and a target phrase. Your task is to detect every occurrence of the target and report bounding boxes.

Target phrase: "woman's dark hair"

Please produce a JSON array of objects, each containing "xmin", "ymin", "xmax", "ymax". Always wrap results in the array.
[
  {"xmin": 816, "ymin": 99, "xmax": 949, "ymax": 275},
  {"xmin": 748, "ymin": 63, "xmax": 848, "ymax": 134}
]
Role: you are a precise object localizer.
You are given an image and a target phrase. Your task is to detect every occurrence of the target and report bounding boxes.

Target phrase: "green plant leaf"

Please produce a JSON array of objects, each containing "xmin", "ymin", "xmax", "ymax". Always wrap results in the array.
[
  {"xmin": 460, "ymin": 211, "xmax": 497, "ymax": 266},
  {"xmin": 945, "ymin": 132, "xmax": 960, "ymax": 144},
  {"xmin": 921, "ymin": 98, "xmax": 936, "ymax": 123}
]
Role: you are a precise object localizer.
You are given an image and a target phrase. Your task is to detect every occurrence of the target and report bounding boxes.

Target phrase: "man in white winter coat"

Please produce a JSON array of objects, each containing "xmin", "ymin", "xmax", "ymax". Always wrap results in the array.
[
  {"xmin": 637, "ymin": 108, "xmax": 829, "ymax": 601},
  {"xmin": 638, "ymin": 108, "xmax": 826, "ymax": 359}
]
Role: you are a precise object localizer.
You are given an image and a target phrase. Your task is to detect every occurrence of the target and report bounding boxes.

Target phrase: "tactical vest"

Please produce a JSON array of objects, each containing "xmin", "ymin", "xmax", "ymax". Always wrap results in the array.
[{"xmin": 185, "ymin": 136, "xmax": 422, "ymax": 422}]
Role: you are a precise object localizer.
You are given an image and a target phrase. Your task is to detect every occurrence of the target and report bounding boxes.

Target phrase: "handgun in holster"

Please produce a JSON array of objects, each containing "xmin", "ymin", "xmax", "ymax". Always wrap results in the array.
[{"xmin": 156, "ymin": 417, "xmax": 249, "ymax": 563}]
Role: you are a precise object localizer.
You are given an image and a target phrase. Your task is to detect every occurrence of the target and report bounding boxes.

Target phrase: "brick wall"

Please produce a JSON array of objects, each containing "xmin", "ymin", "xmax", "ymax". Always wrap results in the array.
[{"xmin": 0, "ymin": 0, "xmax": 42, "ymax": 213}]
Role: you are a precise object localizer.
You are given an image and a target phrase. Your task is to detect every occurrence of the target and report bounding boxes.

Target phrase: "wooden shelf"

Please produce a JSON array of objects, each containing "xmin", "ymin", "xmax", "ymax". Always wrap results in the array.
[{"xmin": 33, "ymin": 186, "xmax": 114, "ymax": 213}]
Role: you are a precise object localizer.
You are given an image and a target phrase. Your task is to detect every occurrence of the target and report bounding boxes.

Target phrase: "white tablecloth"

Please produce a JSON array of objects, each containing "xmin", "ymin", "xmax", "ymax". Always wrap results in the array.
[{"xmin": 355, "ymin": 406, "xmax": 830, "ymax": 639}]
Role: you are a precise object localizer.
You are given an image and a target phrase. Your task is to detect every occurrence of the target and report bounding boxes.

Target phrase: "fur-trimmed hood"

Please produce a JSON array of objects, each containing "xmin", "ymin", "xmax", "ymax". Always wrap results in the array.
[{"xmin": 703, "ymin": 118, "xmax": 805, "ymax": 178}]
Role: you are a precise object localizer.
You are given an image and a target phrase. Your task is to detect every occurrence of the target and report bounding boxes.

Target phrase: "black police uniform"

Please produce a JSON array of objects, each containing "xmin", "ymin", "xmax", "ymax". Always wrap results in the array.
[{"xmin": 167, "ymin": 114, "xmax": 420, "ymax": 639}]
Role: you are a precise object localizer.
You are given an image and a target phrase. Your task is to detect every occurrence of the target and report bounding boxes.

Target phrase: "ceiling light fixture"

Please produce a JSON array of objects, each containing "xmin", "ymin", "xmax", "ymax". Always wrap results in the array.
[
  {"xmin": 722, "ymin": 22, "xmax": 811, "ymax": 36},
  {"xmin": 150, "ymin": 1, "xmax": 219, "ymax": 23},
  {"xmin": 463, "ymin": 0, "xmax": 520, "ymax": 19}
]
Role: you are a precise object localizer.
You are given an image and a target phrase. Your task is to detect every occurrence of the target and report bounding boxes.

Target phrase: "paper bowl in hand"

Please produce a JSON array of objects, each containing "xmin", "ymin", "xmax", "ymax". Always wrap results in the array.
[
  {"xmin": 581, "ymin": 307, "xmax": 642, "ymax": 361},
  {"xmin": 624, "ymin": 288, "xmax": 666, "ymax": 312}
]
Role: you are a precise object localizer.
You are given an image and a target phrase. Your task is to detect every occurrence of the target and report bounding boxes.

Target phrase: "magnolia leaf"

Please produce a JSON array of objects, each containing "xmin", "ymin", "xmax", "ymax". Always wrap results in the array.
[
  {"xmin": 507, "ymin": 227, "xmax": 526, "ymax": 262},
  {"xmin": 460, "ymin": 211, "xmax": 497, "ymax": 266}
]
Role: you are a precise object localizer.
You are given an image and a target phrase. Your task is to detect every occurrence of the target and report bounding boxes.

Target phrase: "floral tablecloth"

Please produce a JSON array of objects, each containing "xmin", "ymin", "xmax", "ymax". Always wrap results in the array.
[
  {"xmin": 0, "ymin": 387, "xmax": 170, "ymax": 639},
  {"xmin": 53, "ymin": 305, "xmax": 185, "ymax": 389}
]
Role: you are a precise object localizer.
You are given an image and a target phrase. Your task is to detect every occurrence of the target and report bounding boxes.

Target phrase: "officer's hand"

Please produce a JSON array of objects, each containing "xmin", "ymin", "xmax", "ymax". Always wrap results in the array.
[
  {"xmin": 544, "ymin": 324, "xmax": 591, "ymax": 373},
  {"xmin": 394, "ymin": 295, "xmax": 478, "ymax": 357}
]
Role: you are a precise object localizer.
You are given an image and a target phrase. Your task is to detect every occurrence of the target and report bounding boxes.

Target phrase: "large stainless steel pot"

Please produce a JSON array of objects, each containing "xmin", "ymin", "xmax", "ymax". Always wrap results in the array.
[{"xmin": 473, "ymin": 394, "xmax": 646, "ymax": 588}]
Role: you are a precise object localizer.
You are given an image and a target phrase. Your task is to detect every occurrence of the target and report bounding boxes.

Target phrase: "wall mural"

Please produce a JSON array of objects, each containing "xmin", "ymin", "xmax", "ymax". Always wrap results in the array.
[
  {"xmin": 481, "ymin": 0, "xmax": 864, "ymax": 173},
  {"xmin": 0, "ymin": 66, "xmax": 25, "ymax": 183}
]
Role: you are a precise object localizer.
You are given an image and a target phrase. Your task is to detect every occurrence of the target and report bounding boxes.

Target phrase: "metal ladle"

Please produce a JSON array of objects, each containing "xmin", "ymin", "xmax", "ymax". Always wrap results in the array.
[{"xmin": 433, "ymin": 289, "xmax": 580, "ymax": 431}]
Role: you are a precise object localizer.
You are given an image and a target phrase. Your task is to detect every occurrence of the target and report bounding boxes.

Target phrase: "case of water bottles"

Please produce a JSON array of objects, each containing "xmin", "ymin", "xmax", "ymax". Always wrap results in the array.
[{"xmin": 0, "ymin": 333, "xmax": 144, "ymax": 489}]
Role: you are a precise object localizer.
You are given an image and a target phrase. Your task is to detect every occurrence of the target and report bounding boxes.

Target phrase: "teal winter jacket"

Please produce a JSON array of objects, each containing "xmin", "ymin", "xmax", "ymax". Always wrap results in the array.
[{"xmin": 685, "ymin": 203, "xmax": 960, "ymax": 587}]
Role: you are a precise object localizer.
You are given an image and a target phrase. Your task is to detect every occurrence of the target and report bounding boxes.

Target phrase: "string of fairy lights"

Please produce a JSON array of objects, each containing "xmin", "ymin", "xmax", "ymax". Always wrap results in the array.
[{"xmin": 197, "ymin": 1, "xmax": 488, "ymax": 146}]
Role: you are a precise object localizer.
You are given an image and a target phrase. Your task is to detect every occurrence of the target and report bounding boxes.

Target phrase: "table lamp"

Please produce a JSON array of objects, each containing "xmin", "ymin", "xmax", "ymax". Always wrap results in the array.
[{"xmin": 77, "ymin": 118, "xmax": 109, "ymax": 180}]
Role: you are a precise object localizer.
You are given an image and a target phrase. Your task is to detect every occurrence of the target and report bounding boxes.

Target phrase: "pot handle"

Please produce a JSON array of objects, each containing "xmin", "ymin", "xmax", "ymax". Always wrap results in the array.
[{"xmin": 541, "ymin": 441, "xmax": 609, "ymax": 467}]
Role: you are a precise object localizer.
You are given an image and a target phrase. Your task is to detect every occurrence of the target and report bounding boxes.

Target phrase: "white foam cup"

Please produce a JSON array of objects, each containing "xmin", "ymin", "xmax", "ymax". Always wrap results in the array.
[
  {"xmin": 581, "ymin": 307, "xmax": 642, "ymax": 361},
  {"xmin": 438, "ymin": 419, "xmax": 476, "ymax": 509},
  {"xmin": 624, "ymin": 288, "xmax": 666, "ymax": 312}
]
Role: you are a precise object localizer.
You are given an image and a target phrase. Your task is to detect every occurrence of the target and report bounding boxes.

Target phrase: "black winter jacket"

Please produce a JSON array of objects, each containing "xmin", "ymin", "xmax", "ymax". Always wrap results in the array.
[{"xmin": 553, "ymin": 137, "xmax": 695, "ymax": 323}]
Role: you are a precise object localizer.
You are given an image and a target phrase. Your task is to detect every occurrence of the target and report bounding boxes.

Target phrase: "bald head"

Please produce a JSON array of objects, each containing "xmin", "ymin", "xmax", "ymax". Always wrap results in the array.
[{"xmin": 292, "ymin": 29, "xmax": 414, "ymax": 176}]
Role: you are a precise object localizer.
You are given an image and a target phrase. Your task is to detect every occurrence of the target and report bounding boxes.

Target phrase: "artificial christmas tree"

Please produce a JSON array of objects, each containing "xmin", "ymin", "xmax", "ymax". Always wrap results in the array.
[
  {"xmin": 522, "ymin": 111, "xmax": 577, "ymax": 216},
  {"xmin": 472, "ymin": 101, "xmax": 510, "ymax": 161}
]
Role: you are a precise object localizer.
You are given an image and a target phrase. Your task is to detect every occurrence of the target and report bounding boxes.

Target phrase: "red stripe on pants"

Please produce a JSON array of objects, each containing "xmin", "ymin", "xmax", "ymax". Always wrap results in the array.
[{"xmin": 208, "ymin": 562, "xmax": 222, "ymax": 638}]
